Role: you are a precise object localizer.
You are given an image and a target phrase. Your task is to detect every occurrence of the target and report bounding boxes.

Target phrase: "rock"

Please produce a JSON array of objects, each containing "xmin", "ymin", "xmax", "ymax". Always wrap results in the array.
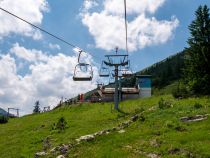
[
  {"xmin": 149, "ymin": 139, "xmax": 160, "ymax": 147},
  {"xmin": 122, "ymin": 121, "xmax": 130, "ymax": 127},
  {"xmin": 180, "ymin": 114, "xmax": 208, "ymax": 122},
  {"xmin": 168, "ymin": 148, "xmax": 181, "ymax": 154},
  {"xmin": 124, "ymin": 145, "xmax": 132, "ymax": 149},
  {"xmin": 50, "ymin": 147, "xmax": 56, "ymax": 153},
  {"xmin": 118, "ymin": 130, "xmax": 125, "ymax": 133},
  {"xmin": 59, "ymin": 144, "xmax": 69, "ymax": 154},
  {"xmin": 147, "ymin": 153, "xmax": 160, "ymax": 158},
  {"xmin": 131, "ymin": 115, "xmax": 139, "ymax": 122},
  {"xmin": 34, "ymin": 151, "xmax": 47, "ymax": 157},
  {"xmin": 76, "ymin": 134, "xmax": 95, "ymax": 142},
  {"xmin": 57, "ymin": 155, "xmax": 65, "ymax": 158},
  {"xmin": 105, "ymin": 131, "xmax": 110, "ymax": 134},
  {"xmin": 112, "ymin": 127, "xmax": 117, "ymax": 131}
]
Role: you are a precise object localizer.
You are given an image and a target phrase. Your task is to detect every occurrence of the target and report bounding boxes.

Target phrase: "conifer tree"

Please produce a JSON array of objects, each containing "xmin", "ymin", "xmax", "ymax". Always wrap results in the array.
[
  {"xmin": 33, "ymin": 100, "xmax": 41, "ymax": 113},
  {"xmin": 184, "ymin": 5, "xmax": 210, "ymax": 95}
]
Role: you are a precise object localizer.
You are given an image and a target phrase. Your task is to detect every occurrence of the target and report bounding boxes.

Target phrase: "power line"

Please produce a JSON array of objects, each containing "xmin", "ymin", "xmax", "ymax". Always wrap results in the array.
[
  {"xmin": 124, "ymin": 0, "xmax": 128, "ymax": 54},
  {"xmin": 0, "ymin": 7, "xmax": 77, "ymax": 48},
  {"xmin": 0, "ymin": 7, "xmax": 102, "ymax": 61}
]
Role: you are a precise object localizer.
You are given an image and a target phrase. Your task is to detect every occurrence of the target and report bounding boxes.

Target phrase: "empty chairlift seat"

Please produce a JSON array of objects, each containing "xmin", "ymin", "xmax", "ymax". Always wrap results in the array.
[
  {"xmin": 99, "ymin": 61, "xmax": 110, "ymax": 77},
  {"xmin": 73, "ymin": 63, "xmax": 93, "ymax": 81}
]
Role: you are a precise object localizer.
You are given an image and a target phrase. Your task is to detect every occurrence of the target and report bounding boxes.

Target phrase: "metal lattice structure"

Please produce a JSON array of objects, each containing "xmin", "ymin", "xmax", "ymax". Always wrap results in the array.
[{"xmin": 101, "ymin": 48, "xmax": 129, "ymax": 110}]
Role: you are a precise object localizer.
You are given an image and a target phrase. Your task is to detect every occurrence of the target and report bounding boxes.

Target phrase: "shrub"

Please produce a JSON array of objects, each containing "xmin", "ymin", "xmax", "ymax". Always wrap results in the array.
[
  {"xmin": 172, "ymin": 82, "xmax": 189, "ymax": 99},
  {"xmin": 139, "ymin": 115, "xmax": 145, "ymax": 122},
  {"xmin": 56, "ymin": 117, "xmax": 67, "ymax": 131},
  {"xmin": 0, "ymin": 115, "xmax": 8, "ymax": 124},
  {"xmin": 194, "ymin": 102, "xmax": 203, "ymax": 109},
  {"xmin": 158, "ymin": 98, "xmax": 172, "ymax": 109}
]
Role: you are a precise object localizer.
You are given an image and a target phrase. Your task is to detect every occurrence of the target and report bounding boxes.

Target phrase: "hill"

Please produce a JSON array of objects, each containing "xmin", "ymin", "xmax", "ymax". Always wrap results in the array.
[
  {"xmin": 0, "ymin": 95, "xmax": 210, "ymax": 157},
  {"xmin": 138, "ymin": 51, "xmax": 185, "ymax": 88}
]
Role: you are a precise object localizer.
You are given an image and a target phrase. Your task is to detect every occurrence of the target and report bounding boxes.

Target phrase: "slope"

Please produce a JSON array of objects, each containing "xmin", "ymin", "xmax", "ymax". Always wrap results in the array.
[{"xmin": 0, "ymin": 95, "xmax": 210, "ymax": 158}]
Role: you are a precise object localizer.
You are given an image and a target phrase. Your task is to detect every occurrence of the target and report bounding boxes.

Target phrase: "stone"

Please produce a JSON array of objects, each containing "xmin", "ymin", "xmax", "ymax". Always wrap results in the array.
[
  {"xmin": 118, "ymin": 130, "xmax": 125, "ymax": 133},
  {"xmin": 57, "ymin": 155, "xmax": 65, "ymax": 158},
  {"xmin": 59, "ymin": 144, "xmax": 69, "ymax": 154},
  {"xmin": 149, "ymin": 139, "xmax": 160, "ymax": 147},
  {"xmin": 131, "ymin": 115, "xmax": 139, "ymax": 122},
  {"xmin": 76, "ymin": 134, "xmax": 95, "ymax": 142},
  {"xmin": 180, "ymin": 115, "xmax": 208, "ymax": 122},
  {"xmin": 112, "ymin": 127, "xmax": 117, "ymax": 131},
  {"xmin": 168, "ymin": 148, "xmax": 181, "ymax": 154},
  {"xmin": 50, "ymin": 147, "xmax": 56, "ymax": 153},
  {"xmin": 147, "ymin": 153, "xmax": 160, "ymax": 158},
  {"xmin": 35, "ymin": 151, "xmax": 47, "ymax": 157}
]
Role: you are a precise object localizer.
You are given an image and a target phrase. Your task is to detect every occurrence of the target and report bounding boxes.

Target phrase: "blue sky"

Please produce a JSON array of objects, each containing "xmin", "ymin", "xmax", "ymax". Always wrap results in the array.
[{"xmin": 0, "ymin": 0, "xmax": 210, "ymax": 115}]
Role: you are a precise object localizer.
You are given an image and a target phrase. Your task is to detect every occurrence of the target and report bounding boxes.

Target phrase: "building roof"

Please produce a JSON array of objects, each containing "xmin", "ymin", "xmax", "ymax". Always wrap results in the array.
[{"xmin": 0, "ymin": 108, "xmax": 7, "ymax": 116}]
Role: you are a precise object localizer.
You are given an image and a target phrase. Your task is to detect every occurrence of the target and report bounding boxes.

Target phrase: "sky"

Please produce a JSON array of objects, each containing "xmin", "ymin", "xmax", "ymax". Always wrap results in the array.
[{"xmin": 0, "ymin": 0, "xmax": 210, "ymax": 115}]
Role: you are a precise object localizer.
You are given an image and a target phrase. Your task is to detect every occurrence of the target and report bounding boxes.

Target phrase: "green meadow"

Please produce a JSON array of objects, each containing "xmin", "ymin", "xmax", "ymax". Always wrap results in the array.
[{"xmin": 1, "ymin": 95, "xmax": 210, "ymax": 157}]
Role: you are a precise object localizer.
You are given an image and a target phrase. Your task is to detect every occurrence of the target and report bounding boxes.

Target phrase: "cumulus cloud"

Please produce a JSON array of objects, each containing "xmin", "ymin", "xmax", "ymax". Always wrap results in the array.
[
  {"xmin": 0, "ymin": 44, "xmax": 98, "ymax": 115},
  {"xmin": 81, "ymin": 0, "xmax": 179, "ymax": 51},
  {"xmin": 0, "ymin": 0, "xmax": 48, "ymax": 40},
  {"xmin": 10, "ymin": 43, "xmax": 48, "ymax": 62},
  {"xmin": 49, "ymin": 43, "xmax": 61, "ymax": 50},
  {"xmin": 82, "ymin": 0, "xmax": 98, "ymax": 12}
]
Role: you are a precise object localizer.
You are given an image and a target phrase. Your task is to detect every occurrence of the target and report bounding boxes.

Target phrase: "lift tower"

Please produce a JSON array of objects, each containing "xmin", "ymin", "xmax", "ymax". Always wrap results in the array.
[{"xmin": 103, "ymin": 48, "xmax": 128, "ymax": 110}]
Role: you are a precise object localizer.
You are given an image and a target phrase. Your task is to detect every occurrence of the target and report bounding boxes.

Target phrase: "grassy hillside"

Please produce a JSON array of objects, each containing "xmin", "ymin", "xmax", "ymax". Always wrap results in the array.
[{"xmin": 1, "ymin": 95, "xmax": 210, "ymax": 158}]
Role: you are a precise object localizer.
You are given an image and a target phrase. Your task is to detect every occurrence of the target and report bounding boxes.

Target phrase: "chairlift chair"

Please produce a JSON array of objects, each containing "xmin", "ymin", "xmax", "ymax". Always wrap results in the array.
[
  {"xmin": 99, "ymin": 61, "xmax": 110, "ymax": 77},
  {"xmin": 121, "ymin": 60, "xmax": 133, "ymax": 78},
  {"xmin": 73, "ymin": 63, "xmax": 93, "ymax": 81},
  {"xmin": 109, "ymin": 74, "xmax": 115, "ymax": 84},
  {"xmin": 73, "ymin": 49, "xmax": 94, "ymax": 81}
]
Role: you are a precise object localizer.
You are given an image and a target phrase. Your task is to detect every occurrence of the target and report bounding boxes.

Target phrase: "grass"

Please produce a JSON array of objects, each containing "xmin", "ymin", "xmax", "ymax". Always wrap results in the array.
[{"xmin": 0, "ymin": 95, "xmax": 210, "ymax": 158}]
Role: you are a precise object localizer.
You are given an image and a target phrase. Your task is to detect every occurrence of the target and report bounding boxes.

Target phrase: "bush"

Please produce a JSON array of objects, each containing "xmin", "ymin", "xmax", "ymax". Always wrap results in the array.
[
  {"xmin": 194, "ymin": 102, "xmax": 203, "ymax": 109},
  {"xmin": 55, "ymin": 117, "xmax": 67, "ymax": 131},
  {"xmin": 172, "ymin": 82, "xmax": 189, "ymax": 98},
  {"xmin": 158, "ymin": 98, "xmax": 172, "ymax": 109},
  {"xmin": 0, "ymin": 115, "xmax": 8, "ymax": 124}
]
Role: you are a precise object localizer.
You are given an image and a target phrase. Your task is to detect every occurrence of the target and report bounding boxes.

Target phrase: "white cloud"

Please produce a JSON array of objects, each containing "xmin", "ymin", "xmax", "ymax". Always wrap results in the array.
[
  {"xmin": 49, "ymin": 43, "xmax": 61, "ymax": 50},
  {"xmin": 0, "ymin": 44, "xmax": 98, "ymax": 115},
  {"xmin": 81, "ymin": 0, "xmax": 179, "ymax": 51},
  {"xmin": 0, "ymin": 0, "xmax": 48, "ymax": 40},
  {"xmin": 10, "ymin": 43, "xmax": 48, "ymax": 62},
  {"xmin": 104, "ymin": 0, "xmax": 165, "ymax": 15},
  {"xmin": 83, "ymin": 0, "xmax": 98, "ymax": 12}
]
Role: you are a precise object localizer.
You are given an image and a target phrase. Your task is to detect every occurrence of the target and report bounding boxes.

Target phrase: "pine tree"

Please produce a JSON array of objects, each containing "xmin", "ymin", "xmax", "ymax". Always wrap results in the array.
[
  {"xmin": 184, "ymin": 5, "xmax": 210, "ymax": 95},
  {"xmin": 33, "ymin": 100, "xmax": 41, "ymax": 113}
]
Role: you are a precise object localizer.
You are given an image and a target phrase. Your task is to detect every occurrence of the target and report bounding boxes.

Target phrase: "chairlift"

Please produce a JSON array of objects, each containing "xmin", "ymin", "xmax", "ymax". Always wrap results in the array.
[
  {"xmin": 121, "ymin": 60, "xmax": 133, "ymax": 78},
  {"xmin": 99, "ymin": 61, "xmax": 110, "ymax": 77},
  {"xmin": 73, "ymin": 50, "xmax": 93, "ymax": 81},
  {"xmin": 73, "ymin": 63, "xmax": 93, "ymax": 81},
  {"xmin": 109, "ymin": 73, "xmax": 115, "ymax": 84}
]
